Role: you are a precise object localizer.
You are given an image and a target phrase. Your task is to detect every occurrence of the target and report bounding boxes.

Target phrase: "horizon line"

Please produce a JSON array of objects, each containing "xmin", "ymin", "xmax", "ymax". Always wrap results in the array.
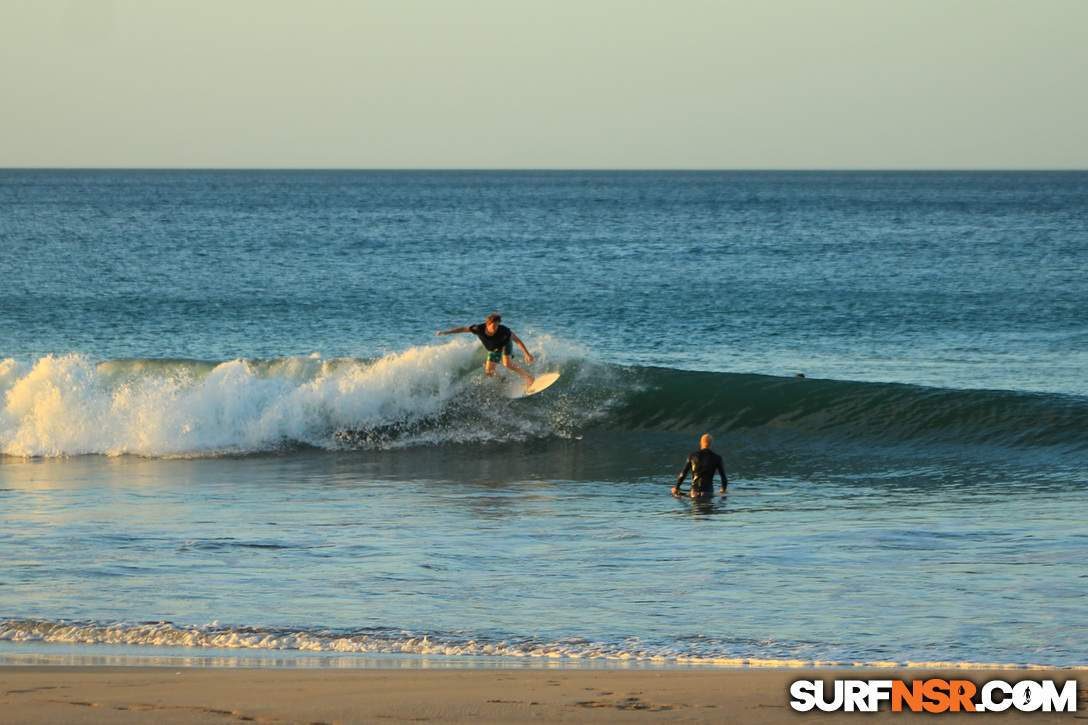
[{"xmin": 3, "ymin": 167, "xmax": 1087, "ymax": 173}]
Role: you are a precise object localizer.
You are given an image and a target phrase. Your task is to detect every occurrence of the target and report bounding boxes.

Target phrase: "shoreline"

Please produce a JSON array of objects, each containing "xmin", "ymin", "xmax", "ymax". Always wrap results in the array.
[
  {"xmin": 4, "ymin": 646, "xmax": 1083, "ymax": 672},
  {"xmin": 2, "ymin": 666, "xmax": 1084, "ymax": 724},
  {"xmin": 2, "ymin": 639, "xmax": 1085, "ymax": 672}
]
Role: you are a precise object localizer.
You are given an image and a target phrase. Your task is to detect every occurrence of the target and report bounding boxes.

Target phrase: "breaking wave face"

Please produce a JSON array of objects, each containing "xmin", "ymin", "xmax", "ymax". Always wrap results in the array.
[
  {"xmin": 2, "ymin": 342, "xmax": 1085, "ymax": 459},
  {"xmin": 0, "ymin": 339, "xmax": 621, "ymax": 458}
]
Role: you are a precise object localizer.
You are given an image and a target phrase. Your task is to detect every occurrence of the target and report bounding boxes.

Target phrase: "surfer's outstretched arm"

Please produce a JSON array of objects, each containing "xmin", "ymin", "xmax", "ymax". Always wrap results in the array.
[
  {"xmin": 510, "ymin": 332, "xmax": 534, "ymax": 363},
  {"xmin": 436, "ymin": 326, "xmax": 471, "ymax": 336}
]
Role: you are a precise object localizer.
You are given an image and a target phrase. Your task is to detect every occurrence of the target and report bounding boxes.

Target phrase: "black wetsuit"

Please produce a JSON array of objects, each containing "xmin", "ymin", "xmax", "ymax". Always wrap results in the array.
[
  {"xmin": 469, "ymin": 323, "xmax": 513, "ymax": 354},
  {"xmin": 676, "ymin": 449, "xmax": 728, "ymax": 494}
]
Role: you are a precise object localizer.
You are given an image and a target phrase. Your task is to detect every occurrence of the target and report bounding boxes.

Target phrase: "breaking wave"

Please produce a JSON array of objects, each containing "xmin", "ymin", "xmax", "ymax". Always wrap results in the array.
[{"xmin": 2, "ymin": 342, "xmax": 1084, "ymax": 458}]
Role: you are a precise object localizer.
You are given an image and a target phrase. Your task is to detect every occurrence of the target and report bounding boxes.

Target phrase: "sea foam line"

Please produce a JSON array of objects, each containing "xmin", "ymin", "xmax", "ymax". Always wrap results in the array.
[{"xmin": 0, "ymin": 619, "xmax": 1070, "ymax": 670}]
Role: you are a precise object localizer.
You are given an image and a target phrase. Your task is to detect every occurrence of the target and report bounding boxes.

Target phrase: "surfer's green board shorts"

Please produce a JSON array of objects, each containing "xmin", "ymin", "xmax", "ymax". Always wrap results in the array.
[{"xmin": 487, "ymin": 342, "xmax": 513, "ymax": 362}]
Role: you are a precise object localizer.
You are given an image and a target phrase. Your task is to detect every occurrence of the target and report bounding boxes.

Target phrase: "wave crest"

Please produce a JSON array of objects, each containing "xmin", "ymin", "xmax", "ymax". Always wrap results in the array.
[
  {"xmin": 3, "ymin": 351, "xmax": 1083, "ymax": 458},
  {"xmin": 0, "ymin": 341, "xmax": 613, "ymax": 458},
  {"xmin": 609, "ymin": 368, "xmax": 1088, "ymax": 451}
]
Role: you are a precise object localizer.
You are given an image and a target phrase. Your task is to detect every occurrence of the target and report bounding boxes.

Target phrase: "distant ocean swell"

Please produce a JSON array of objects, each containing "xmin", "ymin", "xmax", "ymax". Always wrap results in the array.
[
  {"xmin": 2, "ymin": 343, "xmax": 1085, "ymax": 458},
  {"xmin": 0, "ymin": 618, "xmax": 1054, "ymax": 669}
]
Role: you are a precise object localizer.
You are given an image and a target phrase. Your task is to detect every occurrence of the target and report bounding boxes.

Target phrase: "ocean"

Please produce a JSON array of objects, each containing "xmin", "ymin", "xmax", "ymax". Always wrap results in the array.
[{"xmin": 1, "ymin": 170, "xmax": 1085, "ymax": 669}]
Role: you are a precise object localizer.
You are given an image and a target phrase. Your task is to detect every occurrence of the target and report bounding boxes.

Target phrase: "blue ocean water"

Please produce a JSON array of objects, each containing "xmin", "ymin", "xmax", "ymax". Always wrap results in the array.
[{"xmin": 1, "ymin": 170, "xmax": 1086, "ymax": 669}]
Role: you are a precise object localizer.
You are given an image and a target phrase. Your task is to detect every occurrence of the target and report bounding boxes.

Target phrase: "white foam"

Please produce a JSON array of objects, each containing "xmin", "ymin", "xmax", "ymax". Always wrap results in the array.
[
  {"xmin": 0, "ymin": 340, "xmax": 617, "ymax": 458},
  {"xmin": 0, "ymin": 345, "xmax": 450, "ymax": 457},
  {"xmin": 1, "ymin": 619, "xmax": 1072, "ymax": 669}
]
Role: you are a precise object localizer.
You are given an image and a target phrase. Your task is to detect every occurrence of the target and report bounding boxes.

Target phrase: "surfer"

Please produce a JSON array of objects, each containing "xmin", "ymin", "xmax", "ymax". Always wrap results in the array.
[
  {"xmin": 672, "ymin": 434, "xmax": 728, "ymax": 498},
  {"xmin": 437, "ymin": 313, "xmax": 535, "ymax": 386}
]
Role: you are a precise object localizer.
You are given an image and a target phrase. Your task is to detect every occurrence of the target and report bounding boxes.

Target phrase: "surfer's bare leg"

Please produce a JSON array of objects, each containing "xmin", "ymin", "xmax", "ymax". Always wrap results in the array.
[
  {"xmin": 502, "ymin": 354, "xmax": 534, "ymax": 385},
  {"xmin": 485, "ymin": 359, "xmax": 503, "ymax": 379}
]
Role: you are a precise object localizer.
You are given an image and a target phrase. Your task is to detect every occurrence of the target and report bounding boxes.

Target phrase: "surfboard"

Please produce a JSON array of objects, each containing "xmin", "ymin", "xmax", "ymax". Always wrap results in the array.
[{"xmin": 506, "ymin": 371, "xmax": 561, "ymax": 399}]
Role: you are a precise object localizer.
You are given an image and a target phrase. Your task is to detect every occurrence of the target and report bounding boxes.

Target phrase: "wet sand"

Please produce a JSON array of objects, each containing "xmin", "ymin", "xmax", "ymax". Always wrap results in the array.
[{"xmin": 1, "ymin": 666, "xmax": 1084, "ymax": 724}]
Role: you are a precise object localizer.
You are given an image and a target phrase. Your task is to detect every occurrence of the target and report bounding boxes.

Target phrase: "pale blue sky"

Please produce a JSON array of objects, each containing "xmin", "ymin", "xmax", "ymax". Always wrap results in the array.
[{"xmin": 2, "ymin": 0, "xmax": 1086, "ymax": 169}]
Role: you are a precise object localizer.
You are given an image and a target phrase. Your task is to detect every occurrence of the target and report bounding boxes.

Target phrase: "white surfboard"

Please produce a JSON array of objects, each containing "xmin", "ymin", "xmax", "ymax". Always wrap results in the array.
[{"xmin": 506, "ymin": 371, "xmax": 561, "ymax": 399}]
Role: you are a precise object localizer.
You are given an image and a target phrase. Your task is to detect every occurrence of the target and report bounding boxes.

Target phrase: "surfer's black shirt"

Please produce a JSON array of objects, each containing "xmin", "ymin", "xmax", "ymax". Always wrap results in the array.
[
  {"xmin": 677, "ymin": 449, "xmax": 728, "ymax": 492},
  {"xmin": 469, "ymin": 323, "xmax": 512, "ymax": 352}
]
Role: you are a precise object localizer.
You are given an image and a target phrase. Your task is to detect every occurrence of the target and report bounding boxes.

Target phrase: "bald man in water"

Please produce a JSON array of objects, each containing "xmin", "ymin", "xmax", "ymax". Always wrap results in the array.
[{"xmin": 672, "ymin": 434, "xmax": 728, "ymax": 498}]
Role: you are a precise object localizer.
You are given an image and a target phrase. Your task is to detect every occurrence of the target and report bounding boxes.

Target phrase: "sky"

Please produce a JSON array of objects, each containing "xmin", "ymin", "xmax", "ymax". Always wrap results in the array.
[{"xmin": 2, "ymin": 0, "xmax": 1086, "ymax": 169}]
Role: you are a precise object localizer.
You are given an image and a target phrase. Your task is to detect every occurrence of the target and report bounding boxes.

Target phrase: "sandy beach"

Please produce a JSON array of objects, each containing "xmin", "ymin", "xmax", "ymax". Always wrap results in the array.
[{"xmin": 1, "ymin": 667, "xmax": 1084, "ymax": 724}]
